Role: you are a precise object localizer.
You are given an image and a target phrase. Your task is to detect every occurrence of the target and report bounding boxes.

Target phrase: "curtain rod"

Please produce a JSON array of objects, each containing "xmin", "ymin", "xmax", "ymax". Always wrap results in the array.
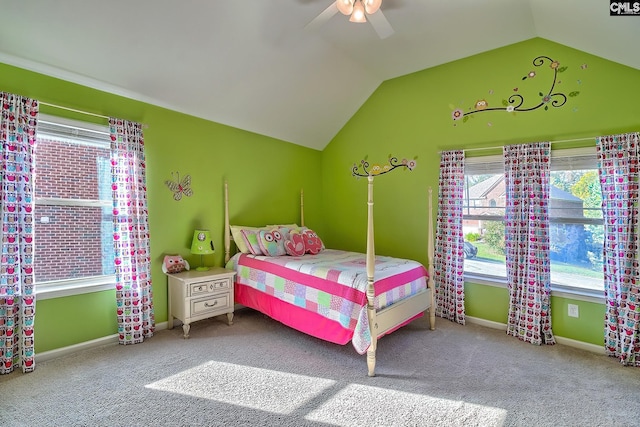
[
  {"xmin": 39, "ymin": 101, "xmax": 148, "ymax": 128},
  {"xmin": 39, "ymin": 101, "xmax": 110, "ymax": 120},
  {"xmin": 444, "ymin": 136, "xmax": 598, "ymax": 154}
]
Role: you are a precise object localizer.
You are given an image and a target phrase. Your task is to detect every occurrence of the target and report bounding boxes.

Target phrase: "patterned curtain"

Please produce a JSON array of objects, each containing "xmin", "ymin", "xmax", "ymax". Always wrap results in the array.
[
  {"xmin": 597, "ymin": 132, "xmax": 640, "ymax": 366},
  {"xmin": 503, "ymin": 142, "xmax": 555, "ymax": 345},
  {"xmin": 0, "ymin": 92, "xmax": 38, "ymax": 374},
  {"xmin": 110, "ymin": 118, "xmax": 154, "ymax": 345},
  {"xmin": 434, "ymin": 150, "xmax": 465, "ymax": 324}
]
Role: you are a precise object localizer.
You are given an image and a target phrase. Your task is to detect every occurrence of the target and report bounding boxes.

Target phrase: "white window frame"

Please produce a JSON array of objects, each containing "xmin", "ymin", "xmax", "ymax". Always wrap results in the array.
[
  {"xmin": 35, "ymin": 114, "xmax": 115, "ymax": 300},
  {"xmin": 463, "ymin": 146, "xmax": 604, "ymax": 304}
]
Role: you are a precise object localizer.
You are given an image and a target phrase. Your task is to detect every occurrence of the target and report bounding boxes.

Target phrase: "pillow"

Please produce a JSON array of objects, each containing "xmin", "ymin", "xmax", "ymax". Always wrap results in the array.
[
  {"xmin": 301, "ymin": 229, "xmax": 323, "ymax": 255},
  {"xmin": 275, "ymin": 226, "xmax": 297, "ymax": 241},
  {"xmin": 284, "ymin": 231, "xmax": 305, "ymax": 256},
  {"xmin": 240, "ymin": 229, "xmax": 264, "ymax": 255},
  {"xmin": 299, "ymin": 226, "xmax": 326, "ymax": 250},
  {"xmin": 230, "ymin": 225, "xmax": 260, "ymax": 254},
  {"xmin": 266, "ymin": 223, "xmax": 299, "ymax": 228},
  {"xmin": 265, "ymin": 224, "xmax": 298, "ymax": 240},
  {"xmin": 162, "ymin": 255, "xmax": 190, "ymax": 274},
  {"xmin": 258, "ymin": 229, "xmax": 286, "ymax": 256}
]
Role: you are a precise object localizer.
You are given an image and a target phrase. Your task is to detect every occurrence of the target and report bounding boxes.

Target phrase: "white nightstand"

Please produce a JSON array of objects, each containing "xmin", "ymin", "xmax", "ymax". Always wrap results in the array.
[{"xmin": 167, "ymin": 267, "xmax": 236, "ymax": 338}]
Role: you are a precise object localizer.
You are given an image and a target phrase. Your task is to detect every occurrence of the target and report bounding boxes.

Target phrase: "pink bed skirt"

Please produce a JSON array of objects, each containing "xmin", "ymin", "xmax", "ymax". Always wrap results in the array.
[{"xmin": 235, "ymin": 282, "xmax": 423, "ymax": 348}]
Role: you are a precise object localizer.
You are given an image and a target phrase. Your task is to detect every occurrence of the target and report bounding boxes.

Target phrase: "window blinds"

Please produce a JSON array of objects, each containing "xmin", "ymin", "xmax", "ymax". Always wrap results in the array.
[
  {"xmin": 463, "ymin": 147, "xmax": 597, "ymax": 175},
  {"xmin": 37, "ymin": 113, "xmax": 109, "ymax": 148}
]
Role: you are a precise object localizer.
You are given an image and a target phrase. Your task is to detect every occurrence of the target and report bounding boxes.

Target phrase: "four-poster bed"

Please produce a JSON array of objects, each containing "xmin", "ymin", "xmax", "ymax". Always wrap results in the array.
[{"xmin": 223, "ymin": 178, "xmax": 435, "ymax": 376}]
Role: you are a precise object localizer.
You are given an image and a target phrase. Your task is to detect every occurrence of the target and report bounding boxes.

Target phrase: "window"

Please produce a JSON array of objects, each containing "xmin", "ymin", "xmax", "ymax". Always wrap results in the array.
[
  {"xmin": 463, "ymin": 147, "xmax": 604, "ymax": 294},
  {"xmin": 34, "ymin": 114, "xmax": 115, "ymax": 295}
]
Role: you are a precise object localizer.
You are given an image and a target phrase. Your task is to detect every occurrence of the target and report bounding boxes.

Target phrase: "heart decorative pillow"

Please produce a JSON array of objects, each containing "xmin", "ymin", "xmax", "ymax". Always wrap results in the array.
[
  {"xmin": 284, "ymin": 231, "xmax": 306, "ymax": 256},
  {"xmin": 302, "ymin": 229, "xmax": 323, "ymax": 255}
]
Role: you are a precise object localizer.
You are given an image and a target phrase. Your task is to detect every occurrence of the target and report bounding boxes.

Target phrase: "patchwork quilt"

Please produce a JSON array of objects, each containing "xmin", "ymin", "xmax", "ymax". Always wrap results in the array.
[{"xmin": 227, "ymin": 249, "xmax": 428, "ymax": 353}]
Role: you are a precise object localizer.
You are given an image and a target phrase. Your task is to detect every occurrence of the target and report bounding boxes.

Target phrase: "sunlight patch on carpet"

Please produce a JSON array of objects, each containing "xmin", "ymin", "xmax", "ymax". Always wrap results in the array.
[
  {"xmin": 146, "ymin": 361, "xmax": 336, "ymax": 414},
  {"xmin": 305, "ymin": 383, "xmax": 508, "ymax": 426}
]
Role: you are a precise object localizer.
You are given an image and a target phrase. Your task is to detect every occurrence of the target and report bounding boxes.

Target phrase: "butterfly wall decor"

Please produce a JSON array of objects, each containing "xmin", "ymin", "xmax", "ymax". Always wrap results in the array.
[{"xmin": 165, "ymin": 171, "xmax": 193, "ymax": 201}]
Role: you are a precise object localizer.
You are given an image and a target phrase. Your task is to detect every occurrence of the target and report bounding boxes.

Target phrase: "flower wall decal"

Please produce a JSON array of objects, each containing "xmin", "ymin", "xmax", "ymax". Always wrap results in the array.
[
  {"xmin": 352, "ymin": 155, "xmax": 417, "ymax": 177},
  {"xmin": 450, "ymin": 56, "xmax": 582, "ymax": 125}
]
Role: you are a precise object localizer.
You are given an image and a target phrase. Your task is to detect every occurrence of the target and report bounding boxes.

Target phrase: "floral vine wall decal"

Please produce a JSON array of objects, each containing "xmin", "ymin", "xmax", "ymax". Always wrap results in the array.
[
  {"xmin": 352, "ymin": 155, "xmax": 417, "ymax": 177},
  {"xmin": 451, "ymin": 56, "xmax": 583, "ymax": 125}
]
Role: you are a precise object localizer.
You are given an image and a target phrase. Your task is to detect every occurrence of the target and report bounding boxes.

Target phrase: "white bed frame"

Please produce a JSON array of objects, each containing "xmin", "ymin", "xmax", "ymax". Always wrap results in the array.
[{"xmin": 224, "ymin": 178, "xmax": 436, "ymax": 376}]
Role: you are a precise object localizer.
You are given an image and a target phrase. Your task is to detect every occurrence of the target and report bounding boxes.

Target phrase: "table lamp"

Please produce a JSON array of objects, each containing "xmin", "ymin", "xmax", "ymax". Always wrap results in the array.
[{"xmin": 190, "ymin": 229, "xmax": 215, "ymax": 271}]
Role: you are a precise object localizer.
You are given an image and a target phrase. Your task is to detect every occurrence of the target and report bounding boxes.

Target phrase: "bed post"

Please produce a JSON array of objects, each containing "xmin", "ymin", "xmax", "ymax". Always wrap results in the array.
[
  {"xmin": 428, "ymin": 186, "xmax": 436, "ymax": 330},
  {"xmin": 224, "ymin": 180, "xmax": 231, "ymax": 265},
  {"xmin": 366, "ymin": 175, "xmax": 378, "ymax": 377},
  {"xmin": 300, "ymin": 188, "xmax": 305, "ymax": 227}
]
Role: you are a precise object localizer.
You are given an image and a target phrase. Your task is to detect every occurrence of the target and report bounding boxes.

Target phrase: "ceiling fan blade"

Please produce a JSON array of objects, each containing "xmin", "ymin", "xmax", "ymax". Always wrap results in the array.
[
  {"xmin": 305, "ymin": 2, "xmax": 339, "ymax": 32},
  {"xmin": 367, "ymin": 10, "xmax": 394, "ymax": 39}
]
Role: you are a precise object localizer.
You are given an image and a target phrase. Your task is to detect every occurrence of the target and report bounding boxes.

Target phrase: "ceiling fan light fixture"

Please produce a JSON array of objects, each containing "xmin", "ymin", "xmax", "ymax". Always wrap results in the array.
[
  {"xmin": 349, "ymin": 0, "xmax": 367, "ymax": 23},
  {"xmin": 364, "ymin": 0, "xmax": 382, "ymax": 14},
  {"xmin": 336, "ymin": 0, "xmax": 354, "ymax": 15}
]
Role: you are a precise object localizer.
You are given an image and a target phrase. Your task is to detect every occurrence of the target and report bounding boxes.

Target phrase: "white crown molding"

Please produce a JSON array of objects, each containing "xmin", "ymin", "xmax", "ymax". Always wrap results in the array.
[{"xmin": 0, "ymin": 52, "xmax": 175, "ymax": 113}]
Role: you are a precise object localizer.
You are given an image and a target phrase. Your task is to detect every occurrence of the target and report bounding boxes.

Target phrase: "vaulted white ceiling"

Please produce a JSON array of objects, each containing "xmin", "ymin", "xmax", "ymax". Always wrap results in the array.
[{"xmin": 0, "ymin": 0, "xmax": 637, "ymax": 150}]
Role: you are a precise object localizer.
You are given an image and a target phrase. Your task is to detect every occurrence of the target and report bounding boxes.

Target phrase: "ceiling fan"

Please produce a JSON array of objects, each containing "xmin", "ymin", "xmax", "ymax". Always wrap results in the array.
[{"xmin": 306, "ymin": 0, "xmax": 394, "ymax": 39}]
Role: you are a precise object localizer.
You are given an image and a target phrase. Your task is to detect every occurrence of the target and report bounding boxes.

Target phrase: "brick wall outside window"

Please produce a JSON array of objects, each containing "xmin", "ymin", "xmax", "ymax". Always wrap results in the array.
[{"xmin": 34, "ymin": 137, "xmax": 114, "ymax": 283}]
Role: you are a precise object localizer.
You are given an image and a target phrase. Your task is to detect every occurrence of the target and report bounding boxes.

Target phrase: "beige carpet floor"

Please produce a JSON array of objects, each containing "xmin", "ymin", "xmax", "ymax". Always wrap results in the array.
[{"xmin": 1, "ymin": 308, "xmax": 639, "ymax": 427}]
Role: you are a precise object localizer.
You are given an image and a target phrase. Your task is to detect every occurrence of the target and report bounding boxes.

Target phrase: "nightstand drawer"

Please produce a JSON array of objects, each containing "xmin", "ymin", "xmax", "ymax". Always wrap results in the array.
[
  {"xmin": 189, "ymin": 278, "xmax": 230, "ymax": 296},
  {"xmin": 191, "ymin": 293, "xmax": 231, "ymax": 316}
]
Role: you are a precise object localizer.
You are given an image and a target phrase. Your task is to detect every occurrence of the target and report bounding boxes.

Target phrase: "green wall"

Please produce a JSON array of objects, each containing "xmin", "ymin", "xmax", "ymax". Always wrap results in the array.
[
  {"xmin": 0, "ymin": 62, "xmax": 323, "ymax": 353},
  {"xmin": 464, "ymin": 283, "xmax": 605, "ymax": 345},
  {"xmin": 321, "ymin": 37, "xmax": 640, "ymax": 346},
  {"xmin": 3, "ymin": 36, "xmax": 638, "ymax": 353}
]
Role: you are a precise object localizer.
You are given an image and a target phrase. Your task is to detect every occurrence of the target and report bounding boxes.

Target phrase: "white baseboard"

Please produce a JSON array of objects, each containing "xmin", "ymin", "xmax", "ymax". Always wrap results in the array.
[
  {"xmin": 465, "ymin": 316, "xmax": 507, "ymax": 331},
  {"xmin": 554, "ymin": 335, "xmax": 604, "ymax": 354},
  {"xmin": 37, "ymin": 317, "xmax": 604, "ymax": 363},
  {"xmin": 36, "ymin": 334, "xmax": 119, "ymax": 363},
  {"xmin": 465, "ymin": 316, "xmax": 604, "ymax": 355},
  {"xmin": 36, "ymin": 321, "xmax": 168, "ymax": 363}
]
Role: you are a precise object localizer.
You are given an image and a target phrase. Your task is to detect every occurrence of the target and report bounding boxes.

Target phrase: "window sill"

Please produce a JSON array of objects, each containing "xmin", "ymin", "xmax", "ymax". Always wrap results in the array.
[
  {"xmin": 464, "ymin": 273, "xmax": 605, "ymax": 304},
  {"xmin": 37, "ymin": 276, "xmax": 115, "ymax": 300}
]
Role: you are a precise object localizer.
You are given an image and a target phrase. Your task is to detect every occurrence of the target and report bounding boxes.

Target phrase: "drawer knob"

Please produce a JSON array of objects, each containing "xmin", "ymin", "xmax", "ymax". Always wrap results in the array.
[{"xmin": 204, "ymin": 300, "xmax": 218, "ymax": 308}]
